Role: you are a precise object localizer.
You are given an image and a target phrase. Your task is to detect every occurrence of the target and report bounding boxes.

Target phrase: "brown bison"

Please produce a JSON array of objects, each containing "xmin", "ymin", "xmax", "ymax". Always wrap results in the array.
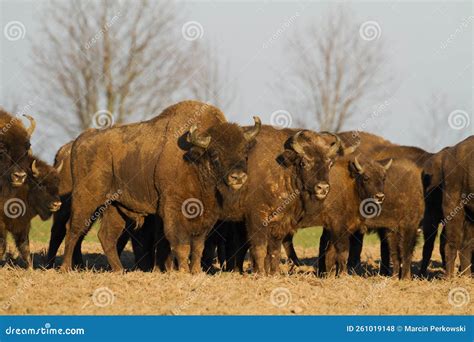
[
  {"xmin": 440, "ymin": 136, "xmax": 473, "ymax": 277},
  {"xmin": 283, "ymin": 131, "xmax": 445, "ymax": 276},
  {"xmin": 60, "ymin": 101, "xmax": 261, "ymax": 273},
  {"xmin": 200, "ymin": 127, "xmax": 357, "ymax": 274},
  {"xmin": 318, "ymin": 156, "xmax": 424, "ymax": 279},
  {"xmin": 0, "ymin": 110, "xmax": 36, "ymax": 187},
  {"xmin": 46, "ymin": 141, "xmax": 163, "ymax": 271},
  {"xmin": 0, "ymin": 156, "xmax": 62, "ymax": 268}
]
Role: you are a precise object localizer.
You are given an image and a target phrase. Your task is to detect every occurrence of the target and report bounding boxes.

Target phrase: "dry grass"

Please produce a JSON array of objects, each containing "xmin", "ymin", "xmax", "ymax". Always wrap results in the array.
[{"xmin": 0, "ymin": 240, "xmax": 472, "ymax": 315}]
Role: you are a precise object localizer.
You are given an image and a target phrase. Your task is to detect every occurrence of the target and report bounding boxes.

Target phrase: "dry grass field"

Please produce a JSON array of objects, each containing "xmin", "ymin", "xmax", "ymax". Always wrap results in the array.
[{"xmin": 0, "ymin": 222, "xmax": 472, "ymax": 315}]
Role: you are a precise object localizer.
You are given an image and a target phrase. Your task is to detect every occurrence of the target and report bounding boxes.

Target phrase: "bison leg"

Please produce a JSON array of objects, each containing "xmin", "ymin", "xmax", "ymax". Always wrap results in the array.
[
  {"xmin": 419, "ymin": 193, "xmax": 443, "ymax": 277},
  {"xmin": 443, "ymin": 192, "xmax": 464, "ymax": 278},
  {"xmin": 156, "ymin": 222, "xmax": 174, "ymax": 272},
  {"xmin": 459, "ymin": 220, "xmax": 473, "ymax": 276},
  {"xmin": 201, "ymin": 227, "xmax": 218, "ymax": 271},
  {"xmin": 224, "ymin": 222, "xmax": 247, "ymax": 273},
  {"xmin": 98, "ymin": 207, "xmax": 129, "ymax": 272},
  {"xmin": 45, "ymin": 196, "xmax": 70, "ymax": 268},
  {"xmin": 387, "ymin": 231, "xmax": 401, "ymax": 279},
  {"xmin": 439, "ymin": 225, "xmax": 447, "ymax": 268},
  {"xmin": 324, "ymin": 241, "xmax": 337, "ymax": 277},
  {"xmin": 116, "ymin": 228, "xmax": 130, "ymax": 257},
  {"xmin": 377, "ymin": 229, "xmax": 391, "ymax": 276},
  {"xmin": 13, "ymin": 229, "xmax": 32, "ymax": 269},
  {"xmin": 61, "ymin": 194, "xmax": 106, "ymax": 272},
  {"xmin": 400, "ymin": 227, "xmax": 417, "ymax": 280},
  {"xmin": 266, "ymin": 235, "xmax": 282, "ymax": 275},
  {"xmin": 318, "ymin": 228, "xmax": 330, "ymax": 276},
  {"xmin": 190, "ymin": 234, "xmax": 206, "ymax": 274},
  {"xmin": 282, "ymin": 233, "xmax": 301, "ymax": 267},
  {"xmin": 348, "ymin": 230, "xmax": 364, "ymax": 273},
  {"xmin": 246, "ymin": 217, "xmax": 267, "ymax": 274},
  {"xmin": 0, "ymin": 224, "xmax": 6, "ymax": 261},
  {"xmin": 334, "ymin": 236, "xmax": 350, "ymax": 276}
]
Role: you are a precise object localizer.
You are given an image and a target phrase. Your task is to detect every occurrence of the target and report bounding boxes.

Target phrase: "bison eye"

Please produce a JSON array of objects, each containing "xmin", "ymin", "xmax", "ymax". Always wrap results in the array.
[
  {"xmin": 363, "ymin": 175, "xmax": 369, "ymax": 181},
  {"xmin": 300, "ymin": 159, "xmax": 309, "ymax": 168}
]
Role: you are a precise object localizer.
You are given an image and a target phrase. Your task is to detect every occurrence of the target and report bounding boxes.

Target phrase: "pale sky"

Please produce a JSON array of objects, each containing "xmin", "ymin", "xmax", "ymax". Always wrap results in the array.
[{"xmin": 0, "ymin": 0, "xmax": 472, "ymax": 161}]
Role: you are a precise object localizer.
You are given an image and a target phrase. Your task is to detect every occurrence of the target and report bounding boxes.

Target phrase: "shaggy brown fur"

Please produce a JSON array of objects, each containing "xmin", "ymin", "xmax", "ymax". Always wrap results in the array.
[
  {"xmin": 0, "ymin": 156, "xmax": 61, "ymax": 268},
  {"xmin": 315, "ymin": 157, "xmax": 423, "ymax": 279},
  {"xmin": 61, "ymin": 101, "xmax": 260, "ymax": 273},
  {"xmin": 202, "ymin": 127, "xmax": 354, "ymax": 274},
  {"xmin": 0, "ymin": 110, "xmax": 35, "ymax": 188},
  {"xmin": 336, "ymin": 131, "xmax": 445, "ymax": 276},
  {"xmin": 440, "ymin": 136, "xmax": 473, "ymax": 277}
]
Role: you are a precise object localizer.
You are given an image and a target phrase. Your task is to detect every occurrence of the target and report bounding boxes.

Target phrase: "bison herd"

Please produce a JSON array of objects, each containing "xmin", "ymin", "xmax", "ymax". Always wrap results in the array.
[{"xmin": 0, "ymin": 101, "xmax": 472, "ymax": 279}]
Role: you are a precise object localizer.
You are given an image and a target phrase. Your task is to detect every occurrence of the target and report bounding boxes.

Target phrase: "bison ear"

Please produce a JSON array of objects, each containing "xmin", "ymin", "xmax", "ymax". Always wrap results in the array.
[
  {"xmin": 184, "ymin": 146, "xmax": 205, "ymax": 163},
  {"xmin": 277, "ymin": 150, "xmax": 298, "ymax": 167}
]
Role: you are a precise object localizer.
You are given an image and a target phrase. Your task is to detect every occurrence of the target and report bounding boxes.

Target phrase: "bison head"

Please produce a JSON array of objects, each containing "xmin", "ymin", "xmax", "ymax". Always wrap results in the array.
[
  {"xmin": 280, "ymin": 131, "xmax": 357, "ymax": 200},
  {"xmin": 0, "ymin": 114, "xmax": 36, "ymax": 187},
  {"xmin": 349, "ymin": 156, "xmax": 393, "ymax": 205},
  {"xmin": 27, "ymin": 159, "xmax": 62, "ymax": 220},
  {"xmin": 185, "ymin": 117, "xmax": 261, "ymax": 191}
]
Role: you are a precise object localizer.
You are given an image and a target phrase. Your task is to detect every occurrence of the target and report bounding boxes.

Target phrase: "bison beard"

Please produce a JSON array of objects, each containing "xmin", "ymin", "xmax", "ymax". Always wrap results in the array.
[{"xmin": 60, "ymin": 101, "xmax": 260, "ymax": 273}]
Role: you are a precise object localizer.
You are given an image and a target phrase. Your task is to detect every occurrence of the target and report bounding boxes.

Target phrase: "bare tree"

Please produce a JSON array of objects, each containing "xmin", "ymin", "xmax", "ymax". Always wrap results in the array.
[
  {"xmin": 277, "ymin": 8, "xmax": 386, "ymax": 131},
  {"xmin": 30, "ymin": 0, "xmax": 196, "ymax": 138},
  {"xmin": 187, "ymin": 43, "xmax": 237, "ymax": 112}
]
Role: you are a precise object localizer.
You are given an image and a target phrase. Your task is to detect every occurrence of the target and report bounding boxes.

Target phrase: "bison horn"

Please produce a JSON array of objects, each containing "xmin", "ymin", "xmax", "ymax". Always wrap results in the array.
[
  {"xmin": 31, "ymin": 160, "xmax": 40, "ymax": 178},
  {"xmin": 343, "ymin": 140, "xmax": 360, "ymax": 156},
  {"xmin": 291, "ymin": 131, "xmax": 306, "ymax": 156},
  {"xmin": 55, "ymin": 160, "xmax": 64, "ymax": 173},
  {"xmin": 243, "ymin": 116, "xmax": 261, "ymax": 141},
  {"xmin": 383, "ymin": 158, "xmax": 393, "ymax": 171},
  {"xmin": 187, "ymin": 124, "xmax": 211, "ymax": 149},
  {"xmin": 22, "ymin": 115, "xmax": 36, "ymax": 137},
  {"xmin": 320, "ymin": 131, "xmax": 341, "ymax": 156},
  {"xmin": 353, "ymin": 156, "xmax": 364, "ymax": 174}
]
